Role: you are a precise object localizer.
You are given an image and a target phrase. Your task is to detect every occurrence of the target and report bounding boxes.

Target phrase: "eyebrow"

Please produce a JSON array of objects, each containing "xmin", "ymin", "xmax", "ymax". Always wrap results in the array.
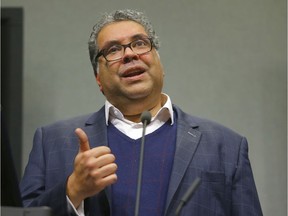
[
  {"xmin": 99, "ymin": 33, "xmax": 149, "ymax": 51},
  {"xmin": 131, "ymin": 33, "xmax": 149, "ymax": 40}
]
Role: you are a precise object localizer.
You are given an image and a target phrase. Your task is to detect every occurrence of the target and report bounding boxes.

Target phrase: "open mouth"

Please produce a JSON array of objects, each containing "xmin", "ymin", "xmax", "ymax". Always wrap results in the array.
[{"xmin": 122, "ymin": 70, "xmax": 145, "ymax": 78}]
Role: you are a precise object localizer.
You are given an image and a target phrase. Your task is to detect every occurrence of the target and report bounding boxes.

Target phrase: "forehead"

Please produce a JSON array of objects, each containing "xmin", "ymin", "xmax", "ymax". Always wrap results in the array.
[{"xmin": 97, "ymin": 21, "xmax": 147, "ymax": 46}]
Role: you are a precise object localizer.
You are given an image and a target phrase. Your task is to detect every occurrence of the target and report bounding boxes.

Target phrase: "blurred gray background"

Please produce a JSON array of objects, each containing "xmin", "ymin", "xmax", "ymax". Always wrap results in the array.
[{"xmin": 2, "ymin": 0, "xmax": 286, "ymax": 215}]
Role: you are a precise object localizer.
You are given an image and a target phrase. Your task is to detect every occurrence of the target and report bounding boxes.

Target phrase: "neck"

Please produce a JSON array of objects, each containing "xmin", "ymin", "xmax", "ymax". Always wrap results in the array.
[{"xmin": 113, "ymin": 94, "xmax": 167, "ymax": 122}]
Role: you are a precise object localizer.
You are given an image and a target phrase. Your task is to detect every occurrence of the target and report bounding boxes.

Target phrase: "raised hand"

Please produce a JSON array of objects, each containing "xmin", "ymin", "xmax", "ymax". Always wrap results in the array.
[{"xmin": 66, "ymin": 128, "xmax": 118, "ymax": 208}]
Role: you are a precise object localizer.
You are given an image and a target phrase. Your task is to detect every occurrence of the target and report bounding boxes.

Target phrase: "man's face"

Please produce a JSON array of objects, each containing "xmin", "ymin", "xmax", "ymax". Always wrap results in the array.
[{"xmin": 96, "ymin": 20, "xmax": 164, "ymax": 107}]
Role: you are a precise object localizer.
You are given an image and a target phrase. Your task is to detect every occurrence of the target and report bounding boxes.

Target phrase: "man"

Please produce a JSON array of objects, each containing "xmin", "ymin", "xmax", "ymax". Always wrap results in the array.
[{"xmin": 20, "ymin": 9, "xmax": 263, "ymax": 216}]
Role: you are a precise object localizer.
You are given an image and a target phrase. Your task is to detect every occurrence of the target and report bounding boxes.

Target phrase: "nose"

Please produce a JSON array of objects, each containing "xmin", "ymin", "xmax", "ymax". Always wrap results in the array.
[{"xmin": 122, "ymin": 47, "xmax": 139, "ymax": 63}]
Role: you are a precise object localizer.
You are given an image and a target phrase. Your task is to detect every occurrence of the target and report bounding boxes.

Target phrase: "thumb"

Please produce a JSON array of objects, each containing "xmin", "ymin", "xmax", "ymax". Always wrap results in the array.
[{"xmin": 75, "ymin": 128, "xmax": 90, "ymax": 152}]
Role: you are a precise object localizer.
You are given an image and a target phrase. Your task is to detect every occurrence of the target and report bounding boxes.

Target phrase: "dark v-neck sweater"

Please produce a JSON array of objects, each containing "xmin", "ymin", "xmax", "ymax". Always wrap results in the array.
[{"xmin": 107, "ymin": 120, "xmax": 177, "ymax": 216}]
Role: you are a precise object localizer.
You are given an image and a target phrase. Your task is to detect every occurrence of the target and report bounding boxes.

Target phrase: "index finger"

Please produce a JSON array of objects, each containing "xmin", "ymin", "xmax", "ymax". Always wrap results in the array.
[{"xmin": 75, "ymin": 128, "xmax": 90, "ymax": 152}]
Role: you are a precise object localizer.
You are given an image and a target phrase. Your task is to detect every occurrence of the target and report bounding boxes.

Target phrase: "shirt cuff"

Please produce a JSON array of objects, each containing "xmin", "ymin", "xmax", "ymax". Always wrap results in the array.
[{"xmin": 66, "ymin": 195, "xmax": 85, "ymax": 216}]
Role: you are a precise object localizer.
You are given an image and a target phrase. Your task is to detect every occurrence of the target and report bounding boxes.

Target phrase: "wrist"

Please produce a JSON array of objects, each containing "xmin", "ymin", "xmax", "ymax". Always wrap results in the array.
[{"xmin": 66, "ymin": 174, "xmax": 83, "ymax": 208}]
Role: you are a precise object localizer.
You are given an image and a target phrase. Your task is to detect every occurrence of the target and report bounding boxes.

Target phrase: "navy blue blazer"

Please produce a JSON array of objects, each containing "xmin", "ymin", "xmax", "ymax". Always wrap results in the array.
[{"xmin": 20, "ymin": 105, "xmax": 262, "ymax": 215}]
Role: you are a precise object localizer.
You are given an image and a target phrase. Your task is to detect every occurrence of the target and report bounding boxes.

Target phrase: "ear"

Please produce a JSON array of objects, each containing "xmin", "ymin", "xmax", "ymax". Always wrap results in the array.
[{"xmin": 96, "ymin": 74, "xmax": 103, "ymax": 92}]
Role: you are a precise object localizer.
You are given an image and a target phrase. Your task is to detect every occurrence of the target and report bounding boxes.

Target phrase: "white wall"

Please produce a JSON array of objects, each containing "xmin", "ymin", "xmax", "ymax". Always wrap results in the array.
[{"xmin": 2, "ymin": 0, "xmax": 286, "ymax": 215}]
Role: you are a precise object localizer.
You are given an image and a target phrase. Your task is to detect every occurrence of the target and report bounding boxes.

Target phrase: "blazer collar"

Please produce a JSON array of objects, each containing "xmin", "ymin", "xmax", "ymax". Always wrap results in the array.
[
  {"xmin": 85, "ymin": 106, "xmax": 106, "ymax": 125},
  {"xmin": 81, "ymin": 106, "xmax": 108, "ymax": 149}
]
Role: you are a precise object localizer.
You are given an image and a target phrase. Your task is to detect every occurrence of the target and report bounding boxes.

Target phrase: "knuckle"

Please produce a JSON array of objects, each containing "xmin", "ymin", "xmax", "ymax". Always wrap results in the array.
[
  {"xmin": 86, "ymin": 160, "xmax": 95, "ymax": 169},
  {"xmin": 81, "ymin": 150, "xmax": 91, "ymax": 158}
]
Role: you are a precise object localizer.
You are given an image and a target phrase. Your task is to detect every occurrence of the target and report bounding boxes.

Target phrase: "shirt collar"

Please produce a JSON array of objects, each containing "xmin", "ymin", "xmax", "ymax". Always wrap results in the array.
[{"xmin": 104, "ymin": 93, "xmax": 174, "ymax": 125}]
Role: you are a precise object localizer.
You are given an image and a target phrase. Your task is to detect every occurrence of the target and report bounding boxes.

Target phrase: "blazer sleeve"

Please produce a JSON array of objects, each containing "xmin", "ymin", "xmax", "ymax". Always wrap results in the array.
[
  {"xmin": 20, "ymin": 127, "xmax": 76, "ymax": 216},
  {"xmin": 231, "ymin": 137, "xmax": 263, "ymax": 216}
]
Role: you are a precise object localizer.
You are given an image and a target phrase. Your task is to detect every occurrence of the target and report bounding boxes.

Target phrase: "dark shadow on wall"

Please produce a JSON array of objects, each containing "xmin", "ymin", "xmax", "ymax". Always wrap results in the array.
[{"xmin": 1, "ymin": 7, "xmax": 24, "ymax": 186}]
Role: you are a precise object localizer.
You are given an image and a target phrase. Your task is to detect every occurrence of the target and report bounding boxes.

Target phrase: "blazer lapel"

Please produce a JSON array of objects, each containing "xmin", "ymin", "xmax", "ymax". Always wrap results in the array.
[
  {"xmin": 83, "ymin": 106, "xmax": 108, "ymax": 148},
  {"xmin": 165, "ymin": 108, "xmax": 202, "ymax": 214},
  {"xmin": 82, "ymin": 107, "xmax": 112, "ymax": 215}
]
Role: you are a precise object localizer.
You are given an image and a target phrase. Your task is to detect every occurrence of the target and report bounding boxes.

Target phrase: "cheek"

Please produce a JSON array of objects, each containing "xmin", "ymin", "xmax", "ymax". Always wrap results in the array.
[
  {"xmin": 99, "ymin": 60, "xmax": 121, "ymax": 76},
  {"xmin": 96, "ymin": 66, "xmax": 120, "ymax": 91},
  {"xmin": 142, "ymin": 51, "xmax": 162, "ymax": 69}
]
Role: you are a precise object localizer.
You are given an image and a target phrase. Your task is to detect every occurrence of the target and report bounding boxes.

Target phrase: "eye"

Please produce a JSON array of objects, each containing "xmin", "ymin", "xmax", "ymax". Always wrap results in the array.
[
  {"xmin": 132, "ymin": 39, "xmax": 149, "ymax": 48},
  {"xmin": 105, "ymin": 45, "xmax": 122, "ymax": 56}
]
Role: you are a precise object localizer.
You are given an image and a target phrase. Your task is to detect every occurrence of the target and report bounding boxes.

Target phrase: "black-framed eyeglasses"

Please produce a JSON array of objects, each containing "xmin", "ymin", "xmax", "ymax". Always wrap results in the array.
[{"xmin": 95, "ymin": 37, "xmax": 153, "ymax": 62}]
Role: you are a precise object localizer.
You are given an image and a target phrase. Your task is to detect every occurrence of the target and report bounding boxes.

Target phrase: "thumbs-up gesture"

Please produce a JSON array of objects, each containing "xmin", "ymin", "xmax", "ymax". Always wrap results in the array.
[{"xmin": 66, "ymin": 128, "xmax": 118, "ymax": 208}]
